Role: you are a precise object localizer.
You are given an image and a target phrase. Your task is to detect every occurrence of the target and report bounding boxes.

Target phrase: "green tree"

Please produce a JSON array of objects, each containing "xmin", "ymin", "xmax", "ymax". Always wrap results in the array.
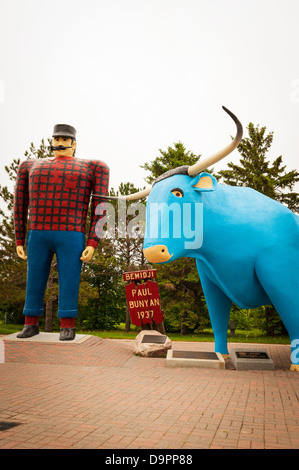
[
  {"xmin": 156, "ymin": 258, "xmax": 210, "ymax": 334},
  {"xmin": 217, "ymin": 123, "xmax": 299, "ymax": 212},
  {"xmin": 141, "ymin": 142, "xmax": 200, "ymax": 184},
  {"xmin": 108, "ymin": 182, "xmax": 149, "ymax": 330},
  {"xmin": 79, "ymin": 237, "xmax": 125, "ymax": 330},
  {"xmin": 218, "ymin": 123, "xmax": 299, "ymax": 335}
]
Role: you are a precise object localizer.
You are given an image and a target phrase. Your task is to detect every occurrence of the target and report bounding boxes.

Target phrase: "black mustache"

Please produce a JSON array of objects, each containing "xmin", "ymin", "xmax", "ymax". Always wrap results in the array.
[{"xmin": 51, "ymin": 145, "xmax": 73, "ymax": 151}]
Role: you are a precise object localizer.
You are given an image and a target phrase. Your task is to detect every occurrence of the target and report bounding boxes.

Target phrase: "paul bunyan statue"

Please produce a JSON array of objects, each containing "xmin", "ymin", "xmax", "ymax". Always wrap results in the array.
[{"xmin": 14, "ymin": 124, "xmax": 109, "ymax": 340}]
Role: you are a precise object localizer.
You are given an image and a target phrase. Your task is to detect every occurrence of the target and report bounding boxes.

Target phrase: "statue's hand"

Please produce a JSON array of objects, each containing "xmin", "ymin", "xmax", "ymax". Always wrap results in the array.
[
  {"xmin": 80, "ymin": 246, "xmax": 95, "ymax": 263},
  {"xmin": 16, "ymin": 245, "xmax": 27, "ymax": 260}
]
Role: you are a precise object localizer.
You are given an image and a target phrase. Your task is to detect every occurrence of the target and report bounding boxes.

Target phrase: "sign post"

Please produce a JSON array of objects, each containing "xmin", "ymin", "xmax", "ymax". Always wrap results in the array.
[{"xmin": 123, "ymin": 269, "xmax": 165, "ymax": 334}]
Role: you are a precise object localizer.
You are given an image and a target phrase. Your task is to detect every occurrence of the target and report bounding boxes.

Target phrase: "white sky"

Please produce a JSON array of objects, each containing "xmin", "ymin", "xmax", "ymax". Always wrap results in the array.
[{"xmin": 0, "ymin": 0, "xmax": 298, "ymax": 194}]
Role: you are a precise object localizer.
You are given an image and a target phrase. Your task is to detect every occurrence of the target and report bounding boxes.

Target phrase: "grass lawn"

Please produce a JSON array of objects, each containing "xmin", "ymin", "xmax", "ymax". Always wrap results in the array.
[{"xmin": 0, "ymin": 322, "xmax": 290, "ymax": 345}]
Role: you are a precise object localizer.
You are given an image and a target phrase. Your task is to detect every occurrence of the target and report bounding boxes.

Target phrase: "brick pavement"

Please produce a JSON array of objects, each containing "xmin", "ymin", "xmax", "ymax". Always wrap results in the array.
[{"xmin": 0, "ymin": 334, "xmax": 299, "ymax": 449}]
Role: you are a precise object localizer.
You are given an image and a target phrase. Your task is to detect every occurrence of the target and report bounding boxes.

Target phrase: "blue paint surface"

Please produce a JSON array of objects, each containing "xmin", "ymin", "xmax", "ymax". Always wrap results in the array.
[
  {"xmin": 24, "ymin": 230, "xmax": 85, "ymax": 318},
  {"xmin": 144, "ymin": 173, "xmax": 299, "ymax": 361}
]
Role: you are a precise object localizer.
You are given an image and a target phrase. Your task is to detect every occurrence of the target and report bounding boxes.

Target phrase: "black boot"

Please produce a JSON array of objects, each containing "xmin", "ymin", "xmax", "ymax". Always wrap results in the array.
[
  {"xmin": 59, "ymin": 327, "xmax": 75, "ymax": 341},
  {"xmin": 16, "ymin": 325, "xmax": 39, "ymax": 338}
]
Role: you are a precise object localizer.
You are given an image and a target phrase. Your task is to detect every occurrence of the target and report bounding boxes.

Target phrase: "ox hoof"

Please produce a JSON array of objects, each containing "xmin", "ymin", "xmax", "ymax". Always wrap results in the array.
[{"xmin": 290, "ymin": 364, "xmax": 299, "ymax": 371}]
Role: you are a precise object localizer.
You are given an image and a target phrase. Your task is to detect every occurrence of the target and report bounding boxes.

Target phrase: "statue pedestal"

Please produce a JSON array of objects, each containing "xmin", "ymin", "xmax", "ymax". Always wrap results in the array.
[
  {"xmin": 230, "ymin": 348, "xmax": 274, "ymax": 371},
  {"xmin": 166, "ymin": 349, "xmax": 225, "ymax": 369},
  {"xmin": 2, "ymin": 332, "xmax": 90, "ymax": 344}
]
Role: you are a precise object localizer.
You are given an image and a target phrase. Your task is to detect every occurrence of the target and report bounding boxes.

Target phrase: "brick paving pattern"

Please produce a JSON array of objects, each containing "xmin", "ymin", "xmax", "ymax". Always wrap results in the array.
[{"xmin": 0, "ymin": 335, "xmax": 299, "ymax": 449}]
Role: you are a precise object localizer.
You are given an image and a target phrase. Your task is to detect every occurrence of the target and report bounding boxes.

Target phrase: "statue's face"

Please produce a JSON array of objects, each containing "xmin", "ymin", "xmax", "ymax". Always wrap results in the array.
[{"xmin": 52, "ymin": 136, "xmax": 76, "ymax": 157}]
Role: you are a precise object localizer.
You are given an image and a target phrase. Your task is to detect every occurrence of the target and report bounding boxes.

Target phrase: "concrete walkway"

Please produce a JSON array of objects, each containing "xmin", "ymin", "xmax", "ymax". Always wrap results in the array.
[{"xmin": 0, "ymin": 333, "xmax": 299, "ymax": 449}]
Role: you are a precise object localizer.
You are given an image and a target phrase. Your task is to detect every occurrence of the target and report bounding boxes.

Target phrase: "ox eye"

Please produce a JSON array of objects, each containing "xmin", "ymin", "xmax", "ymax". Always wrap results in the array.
[{"xmin": 171, "ymin": 188, "xmax": 184, "ymax": 198}]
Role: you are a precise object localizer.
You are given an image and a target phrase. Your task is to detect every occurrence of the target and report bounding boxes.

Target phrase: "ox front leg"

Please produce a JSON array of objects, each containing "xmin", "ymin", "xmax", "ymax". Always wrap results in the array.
[{"xmin": 196, "ymin": 265, "xmax": 232, "ymax": 357}]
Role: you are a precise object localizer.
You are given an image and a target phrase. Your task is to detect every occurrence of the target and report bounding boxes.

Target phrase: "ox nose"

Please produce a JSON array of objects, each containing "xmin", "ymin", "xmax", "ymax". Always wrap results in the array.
[{"xmin": 143, "ymin": 245, "xmax": 173, "ymax": 263}]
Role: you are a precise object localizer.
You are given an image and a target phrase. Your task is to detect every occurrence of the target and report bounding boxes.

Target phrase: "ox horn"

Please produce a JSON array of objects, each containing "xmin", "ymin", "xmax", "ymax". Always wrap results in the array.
[
  {"xmin": 187, "ymin": 106, "xmax": 243, "ymax": 176},
  {"xmin": 92, "ymin": 187, "xmax": 152, "ymax": 201},
  {"xmin": 110, "ymin": 106, "xmax": 242, "ymax": 201},
  {"xmin": 119, "ymin": 186, "xmax": 152, "ymax": 200}
]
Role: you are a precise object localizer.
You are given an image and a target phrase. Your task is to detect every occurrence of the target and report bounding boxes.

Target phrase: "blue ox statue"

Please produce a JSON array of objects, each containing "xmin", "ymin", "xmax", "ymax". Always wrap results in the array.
[{"xmin": 122, "ymin": 107, "xmax": 299, "ymax": 370}]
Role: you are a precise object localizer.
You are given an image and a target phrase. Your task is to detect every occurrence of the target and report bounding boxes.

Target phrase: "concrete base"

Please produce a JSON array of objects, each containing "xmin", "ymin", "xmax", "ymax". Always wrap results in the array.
[
  {"xmin": 166, "ymin": 349, "xmax": 225, "ymax": 369},
  {"xmin": 230, "ymin": 348, "xmax": 275, "ymax": 371},
  {"xmin": 2, "ymin": 332, "xmax": 91, "ymax": 345}
]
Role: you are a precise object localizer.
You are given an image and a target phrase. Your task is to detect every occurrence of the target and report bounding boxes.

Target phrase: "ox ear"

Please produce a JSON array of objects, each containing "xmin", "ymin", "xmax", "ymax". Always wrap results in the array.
[{"xmin": 191, "ymin": 172, "xmax": 217, "ymax": 192}]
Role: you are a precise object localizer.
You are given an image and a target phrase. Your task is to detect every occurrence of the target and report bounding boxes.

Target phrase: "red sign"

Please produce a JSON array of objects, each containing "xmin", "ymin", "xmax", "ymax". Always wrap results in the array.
[{"xmin": 125, "ymin": 278, "xmax": 164, "ymax": 327}]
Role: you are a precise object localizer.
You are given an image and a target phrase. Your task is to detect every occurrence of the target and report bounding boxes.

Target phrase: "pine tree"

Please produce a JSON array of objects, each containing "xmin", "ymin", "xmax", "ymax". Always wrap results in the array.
[
  {"xmin": 141, "ymin": 142, "xmax": 200, "ymax": 184},
  {"xmin": 217, "ymin": 123, "xmax": 299, "ymax": 212},
  {"xmin": 108, "ymin": 182, "xmax": 150, "ymax": 330},
  {"xmin": 218, "ymin": 123, "xmax": 299, "ymax": 335}
]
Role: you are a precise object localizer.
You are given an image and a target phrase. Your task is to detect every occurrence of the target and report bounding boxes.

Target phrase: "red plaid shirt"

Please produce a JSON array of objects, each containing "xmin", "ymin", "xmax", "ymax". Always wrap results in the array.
[{"xmin": 14, "ymin": 156, "xmax": 109, "ymax": 248}]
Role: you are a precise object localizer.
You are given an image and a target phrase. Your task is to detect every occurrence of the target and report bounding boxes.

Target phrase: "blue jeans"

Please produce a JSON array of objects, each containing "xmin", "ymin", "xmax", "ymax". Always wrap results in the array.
[{"xmin": 24, "ymin": 230, "xmax": 85, "ymax": 318}]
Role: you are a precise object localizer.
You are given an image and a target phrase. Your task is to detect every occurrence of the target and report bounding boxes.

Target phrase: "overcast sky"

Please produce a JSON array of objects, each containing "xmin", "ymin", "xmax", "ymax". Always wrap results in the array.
[{"xmin": 0, "ymin": 0, "xmax": 298, "ymax": 194}]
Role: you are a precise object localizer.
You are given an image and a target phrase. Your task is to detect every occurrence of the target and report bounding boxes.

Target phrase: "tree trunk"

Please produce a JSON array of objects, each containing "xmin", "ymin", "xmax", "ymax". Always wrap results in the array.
[
  {"xmin": 125, "ymin": 303, "xmax": 131, "ymax": 331},
  {"xmin": 180, "ymin": 311, "xmax": 189, "ymax": 335},
  {"xmin": 153, "ymin": 321, "xmax": 166, "ymax": 335},
  {"xmin": 265, "ymin": 305, "xmax": 275, "ymax": 336}
]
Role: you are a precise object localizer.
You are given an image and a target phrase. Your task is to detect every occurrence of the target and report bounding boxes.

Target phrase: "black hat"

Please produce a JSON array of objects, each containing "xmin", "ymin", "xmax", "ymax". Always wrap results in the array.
[{"xmin": 52, "ymin": 124, "xmax": 76, "ymax": 140}]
